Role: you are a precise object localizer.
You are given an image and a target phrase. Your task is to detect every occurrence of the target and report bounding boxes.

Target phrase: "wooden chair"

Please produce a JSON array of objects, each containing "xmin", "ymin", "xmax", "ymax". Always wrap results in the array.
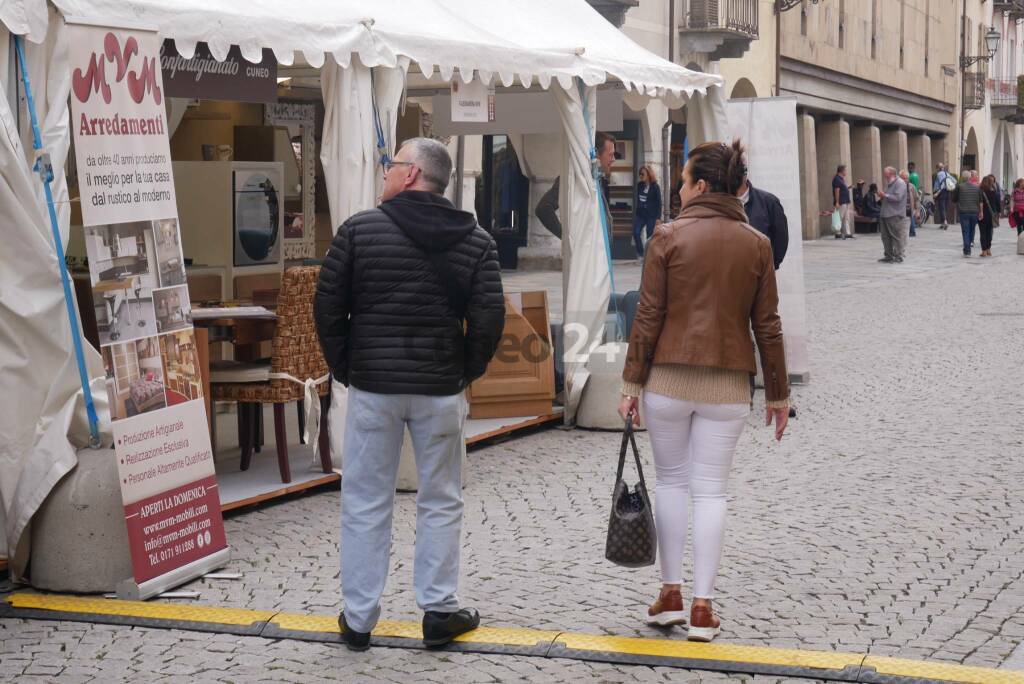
[{"xmin": 211, "ymin": 266, "xmax": 331, "ymax": 483}]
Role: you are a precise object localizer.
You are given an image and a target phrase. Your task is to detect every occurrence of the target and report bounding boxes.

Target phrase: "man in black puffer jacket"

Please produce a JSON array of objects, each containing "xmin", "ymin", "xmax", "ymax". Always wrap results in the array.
[{"xmin": 314, "ymin": 137, "xmax": 504, "ymax": 652}]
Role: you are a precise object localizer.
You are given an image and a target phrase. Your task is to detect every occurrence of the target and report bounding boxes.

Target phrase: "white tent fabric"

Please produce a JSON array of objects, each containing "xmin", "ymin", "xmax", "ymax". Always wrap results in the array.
[
  {"xmin": 3, "ymin": 0, "xmax": 721, "ymax": 100},
  {"xmin": 20, "ymin": 6, "xmax": 71, "ymax": 247},
  {"xmin": 0, "ymin": 37, "xmax": 111, "ymax": 578},
  {"xmin": 552, "ymin": 83, "xmax": 607, "ymax": 423},
  {"xmin": 321, "ymin": 56, "xmax": 376, "ymax": 233},
  {"xmin": 0, "ymin": 0, "xmax": 46, "ymax": 42},
  {"xmin": 320, "ymin": 57, "xmax": 406, "ymax": 235}
]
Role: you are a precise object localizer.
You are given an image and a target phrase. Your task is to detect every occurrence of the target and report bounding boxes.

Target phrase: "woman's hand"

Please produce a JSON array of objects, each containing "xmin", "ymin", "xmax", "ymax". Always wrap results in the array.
[
  {"xmin": 765, "ymin": 406, "xmax": 788, "ymax": 441},
  {"xmin": 618, "ymin": 394, "xmax": 641, "ymax": 427}
]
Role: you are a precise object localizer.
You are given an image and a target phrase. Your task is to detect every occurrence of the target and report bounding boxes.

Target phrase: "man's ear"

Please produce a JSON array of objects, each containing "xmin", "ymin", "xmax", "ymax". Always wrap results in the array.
[{"xmin": 404, "ymin": 166, "xmax": 420, "ymax": 190}]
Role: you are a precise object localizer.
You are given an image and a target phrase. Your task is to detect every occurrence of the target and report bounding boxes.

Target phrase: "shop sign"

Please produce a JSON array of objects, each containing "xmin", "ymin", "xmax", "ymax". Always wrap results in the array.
[
  {"xmin": 451, "ymin": 78, "xmax": 495, "ymax": 123},
  {"xmin": 161, "ymin": 40, "xmax": 277, "ymax": 104},
  {"xmin": 69, "ymin": 23, "xmax": 229, "ymax": 598}
]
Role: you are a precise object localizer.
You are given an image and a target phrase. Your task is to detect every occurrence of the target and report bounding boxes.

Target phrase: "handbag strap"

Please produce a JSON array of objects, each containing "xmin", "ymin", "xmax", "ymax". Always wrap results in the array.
[
  {"xmin": 981, "ymin": 189, "xmax": 996, "ymax": 217},
  {"xmin": 616, "ymin": 420, "xmax": 648, "ymax": 491}
]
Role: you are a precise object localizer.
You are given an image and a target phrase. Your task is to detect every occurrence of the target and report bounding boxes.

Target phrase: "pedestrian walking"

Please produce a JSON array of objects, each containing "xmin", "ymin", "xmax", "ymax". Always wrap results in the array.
[
  {"xmin": 953, "ymin": 172, "xmax": 983, "ymax": 257},
  {"xmin": 877, "ymin": 167, "xmax": 909, "ymax": 263},
  {"xmin": 314, "ymin": 137, "xmax": 505, "ymax": 652},
  {"xmin": 900, "ymin": 170, "xmax": 919, "ymax": 237},
  {"xmin": 978, "ymin": 174, "xmax": 1000, "ymax": 257},
  {"xmin": 1010, "ymin": 178, "xmax": 1024, "ymax": 236},
  {"xmin": 907, "ymin": 162, "xmax": 921, "ymax": 193},
  {"xmin": 618, "ymin": 140, "xmax": 790, "ymax": 643},
  {"xmin": 831, "ymin": 165, "xmax": 853, "ymax": 239},
  {"xmin": 934, "ymin": 163, "xmax": 954, "ymax": 230},
  {"xmin": 736, "ymin": 173, "xmax": 790, "ymax": 268},
  {"xmin": 633, "ymin": 165, "xmax": 662, "ymax": 258}
]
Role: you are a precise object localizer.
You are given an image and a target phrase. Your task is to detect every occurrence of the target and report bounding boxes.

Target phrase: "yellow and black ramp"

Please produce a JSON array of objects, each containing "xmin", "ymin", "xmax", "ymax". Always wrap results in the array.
[{"xmin": 3, "ymin": 591, "xmax": 1023, "ymax": 684}]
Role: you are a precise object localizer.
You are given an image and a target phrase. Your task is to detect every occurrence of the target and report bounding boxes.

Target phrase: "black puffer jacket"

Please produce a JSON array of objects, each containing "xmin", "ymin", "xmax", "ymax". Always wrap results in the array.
[{"xmin": 314, "ymin": 191, "xmax": 505, "ymax": 396}]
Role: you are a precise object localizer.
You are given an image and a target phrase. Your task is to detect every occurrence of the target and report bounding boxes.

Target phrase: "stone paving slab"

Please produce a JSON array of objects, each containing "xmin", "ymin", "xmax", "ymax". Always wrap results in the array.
[{"xmin": 2, "ymin": 226, "xmax": 1022, "ymax": 682}]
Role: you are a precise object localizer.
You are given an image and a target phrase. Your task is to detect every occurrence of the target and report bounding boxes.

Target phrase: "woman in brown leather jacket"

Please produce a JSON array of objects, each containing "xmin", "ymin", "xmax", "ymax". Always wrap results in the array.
[{"xmin": 617, "ymin": 140, "xmax": 790, "ymax": 642}]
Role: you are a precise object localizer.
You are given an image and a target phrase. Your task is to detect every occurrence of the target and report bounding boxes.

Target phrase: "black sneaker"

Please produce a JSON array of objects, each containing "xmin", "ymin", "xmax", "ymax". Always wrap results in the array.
[
  {"xmin": 788, "ymin": 406, "xmax": 797, "ymax": 418},
  {"xmin": 422, "ymin": 608, "xmax": 481, "ymax": 648},
  {"xmin": 844, "ymin": 234, "xmax": 855, "ymax": 239},
  {"xmin": 338, "ymin": 612, "xmax": 371, "ymax": 652},
  {"xmin": 878, "ymin": 257, "xmax": 894, "ymax": 263},
  {"xmin": 834, "ymin": 234, "xmax": 842, "ymax": 239}
]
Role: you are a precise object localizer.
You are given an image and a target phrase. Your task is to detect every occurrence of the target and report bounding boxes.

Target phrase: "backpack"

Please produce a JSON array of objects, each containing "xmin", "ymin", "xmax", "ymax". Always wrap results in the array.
[{"xmin": 943, "ymin": 175, "xmax": 957, "ymax": 192}]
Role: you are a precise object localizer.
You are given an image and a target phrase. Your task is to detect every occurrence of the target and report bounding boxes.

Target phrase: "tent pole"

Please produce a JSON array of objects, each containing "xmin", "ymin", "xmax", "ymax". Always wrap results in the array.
[
  {"xmin": 13, "ymin": 35, "xmax": 101, "ymax": 446},
  {"xmin": 455, "ymin": 136, "xmax": 465, "ymax": 209}
]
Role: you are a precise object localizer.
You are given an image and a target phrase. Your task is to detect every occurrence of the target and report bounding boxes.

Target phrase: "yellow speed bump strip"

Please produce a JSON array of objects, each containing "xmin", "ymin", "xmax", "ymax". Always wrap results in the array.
[
  {"xmin": 860, "ymin": 655, "xmax": 1024, "ymax": 684},
  {"xmin": 4, "ymin": 592, "xmax": 1024, "ymax": 684},
  {"xmin": 5, "ymin": 592, "xmax": 274, "ymax": 635},
  {"xmin": 555, "ymin": 632, "xmax": 863, "ymax": 670}
]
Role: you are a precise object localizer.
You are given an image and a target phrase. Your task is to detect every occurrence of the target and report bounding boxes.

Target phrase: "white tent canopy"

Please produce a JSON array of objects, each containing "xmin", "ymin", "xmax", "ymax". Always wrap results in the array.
[
  {"xmin": 4, "ymin": 0, "xmax": 721, "ymax": 98},
  {"xmin": 0, "ymin": 0, "xmax": 727, "ymax": 580}
]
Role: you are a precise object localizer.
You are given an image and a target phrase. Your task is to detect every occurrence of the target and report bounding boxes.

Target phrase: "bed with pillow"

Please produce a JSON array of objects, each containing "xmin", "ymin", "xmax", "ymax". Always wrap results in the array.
[{"xmin": 130, "ymin": 373, "xmax": 165, "ymax": 412}]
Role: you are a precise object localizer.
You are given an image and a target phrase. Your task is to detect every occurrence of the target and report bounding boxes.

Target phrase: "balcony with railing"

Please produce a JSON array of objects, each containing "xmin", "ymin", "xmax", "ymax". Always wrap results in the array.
[
  {"xmin": 988, "ymin": 77, "xmax": 1024, "ymax": 122},
  {"xmin": 963, "ymin": 72, "xmax": 986, "ymax": 110},
  {"xmin": 679, "ymin": 0, "xmax": 759, "ymax": 60},
  {"xmin": 994, "ymin": 1, "xmax": 1024, "ymax": 20},
  {"xmin": 585, "ymin": 0, "xmax": 640, "ymax": 27}
]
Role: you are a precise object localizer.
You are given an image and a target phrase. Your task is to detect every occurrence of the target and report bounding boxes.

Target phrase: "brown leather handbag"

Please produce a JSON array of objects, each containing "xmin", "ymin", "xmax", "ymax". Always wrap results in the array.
[{"xmin": 605, "ymin": 421, "xmax": 657, "ymax": 568}]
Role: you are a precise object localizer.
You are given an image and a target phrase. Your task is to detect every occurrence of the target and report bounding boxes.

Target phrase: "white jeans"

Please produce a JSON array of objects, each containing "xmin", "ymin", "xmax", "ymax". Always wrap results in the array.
[{"xmin": 642, "ymin": 391, "xmax": 749, "ymax": 597}]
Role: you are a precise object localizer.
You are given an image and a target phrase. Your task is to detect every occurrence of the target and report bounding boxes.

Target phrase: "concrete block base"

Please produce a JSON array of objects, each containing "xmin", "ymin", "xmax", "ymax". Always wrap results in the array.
[
  {"xmin": 577, "ymin": 342, "xmax": 643, "ymax": 431},
  {"xmin": 30, "ymin": 447, "xmax": 132, "ymax": 593}
]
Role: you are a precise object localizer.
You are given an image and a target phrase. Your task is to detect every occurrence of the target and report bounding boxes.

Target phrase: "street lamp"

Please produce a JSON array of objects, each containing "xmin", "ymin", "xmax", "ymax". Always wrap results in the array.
[
  {"xmin": 960, "ymin": 25, "xmax": 1001, "ymax": 69},
  {"xmin": 958, "ymin": 25, "xmax": 1000, "ymax": 174}
]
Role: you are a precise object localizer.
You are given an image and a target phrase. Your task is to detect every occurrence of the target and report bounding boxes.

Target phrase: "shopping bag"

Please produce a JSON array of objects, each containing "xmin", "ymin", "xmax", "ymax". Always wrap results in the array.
[
  {"xmin": 831, "ymin": 209, "xmax": 841, "ymax": 233},
  {"xmin": 605, "ymin": 420, "xmax": 656, "ymax": 568}
]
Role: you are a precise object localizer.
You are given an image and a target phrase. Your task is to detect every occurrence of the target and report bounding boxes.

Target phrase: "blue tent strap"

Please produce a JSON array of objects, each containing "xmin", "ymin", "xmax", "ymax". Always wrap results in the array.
[
  {"xmin": 370, "ymin": 70, "xmax": 391, "ymax": 168},
  {"xmin": 14, "ymin": 35, "xmax": 100, "ymax": 446},
  {"xmin": 578, "ymin": 80, "xmax": 623, "ymax": 340}
]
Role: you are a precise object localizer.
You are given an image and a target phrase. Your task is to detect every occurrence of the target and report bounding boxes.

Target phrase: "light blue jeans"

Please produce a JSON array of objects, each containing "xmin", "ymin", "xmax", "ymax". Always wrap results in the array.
[{"xmin": 340, "ymin": 386, "xmax": 467, "ymax": 632}]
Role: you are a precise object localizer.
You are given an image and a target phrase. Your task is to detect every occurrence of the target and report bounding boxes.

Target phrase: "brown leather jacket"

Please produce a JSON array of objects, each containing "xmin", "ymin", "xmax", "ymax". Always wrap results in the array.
[{"xmin": 622, "ymin": 193, "xmax": 790, "ymax": 403}]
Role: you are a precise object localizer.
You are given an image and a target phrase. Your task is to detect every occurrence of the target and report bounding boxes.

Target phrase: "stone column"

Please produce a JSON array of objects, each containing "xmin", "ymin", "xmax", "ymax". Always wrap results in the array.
[
  {"xmin": 851, "ymin": 124, "xmax": 882, "ymax": 188},
  {"xmin": 907, "ymin": 133, "xmax": 932, "ymax": 197},
  {"xmin": 931, "ymin": 136, "xmax": 951, "ymax": 175},
  {"xmin": 797, "ymin": 113, "xmax": 819, "ymax": 240},
  {"xmin": 880, "ymin": 128, "xmax": 908, "ymax": 174},
  {"xmin": 815, "ymin": 118, "xmax": 852, "ymax": 235}
]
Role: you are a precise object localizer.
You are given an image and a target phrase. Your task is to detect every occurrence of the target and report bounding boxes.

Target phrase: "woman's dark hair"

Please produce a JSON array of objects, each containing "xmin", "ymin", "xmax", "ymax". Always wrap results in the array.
[
  {"xmin": 686, "ymin": 139, "xmax": 747, "ymax": 195},
  {"xmin": 981, "ymin": 174, "xmax": 996, "ymax": 191},
  {"xmin": 868, "ymin": 183, "xmax": 878, "ymax": 193}
]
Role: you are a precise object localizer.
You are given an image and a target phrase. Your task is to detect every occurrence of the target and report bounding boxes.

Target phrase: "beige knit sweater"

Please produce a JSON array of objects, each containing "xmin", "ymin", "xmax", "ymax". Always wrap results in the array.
[{"xmin": 622, "ymin": 364, "xmax": 790, "ymax": 409}]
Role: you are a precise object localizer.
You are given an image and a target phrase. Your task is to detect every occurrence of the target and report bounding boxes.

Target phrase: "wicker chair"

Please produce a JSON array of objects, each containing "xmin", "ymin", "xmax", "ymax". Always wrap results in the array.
[{"xmin": 212, "ymin": 266, "xmax": 331, "ymax": 483}]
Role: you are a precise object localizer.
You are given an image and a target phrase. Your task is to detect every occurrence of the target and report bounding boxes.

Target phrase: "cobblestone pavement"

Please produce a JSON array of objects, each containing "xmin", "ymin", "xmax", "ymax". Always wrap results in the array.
[{"xmin": 3, "ymin": 225, "xmax": 1024, "ymax": 682}]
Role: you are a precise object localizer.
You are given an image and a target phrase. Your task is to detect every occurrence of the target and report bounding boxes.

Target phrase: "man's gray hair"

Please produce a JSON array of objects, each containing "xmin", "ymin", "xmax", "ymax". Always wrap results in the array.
[
  {"xmin": 400, "ymin": 137, "xmax": 453, "ymax": 193},
  {"xmin": 883, "ymin": 166, "xmax": 896, "ymax": 175}
]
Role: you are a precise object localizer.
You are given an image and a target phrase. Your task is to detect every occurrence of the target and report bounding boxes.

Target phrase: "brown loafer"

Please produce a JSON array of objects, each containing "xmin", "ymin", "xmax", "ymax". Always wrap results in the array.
[
  {"xmin": 687, "ymin": 602, "xmax": 721, "ymax": 642},
  {"xmin": 646, "ymin": 589, "xmax": 686, "ymax": 627}
]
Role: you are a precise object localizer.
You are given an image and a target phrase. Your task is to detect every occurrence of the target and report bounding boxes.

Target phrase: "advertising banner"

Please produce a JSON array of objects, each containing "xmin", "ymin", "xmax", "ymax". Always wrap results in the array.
[
  {"xmin": 451, "ymin": 79, "xmax": 496, "ymax": 123},
  {"xmin": 161, "ymin": 40, "xmax": 277, "ymax": 104},
  {"xmin": 69, "ymin": 22, "xmax": 229, "ymax": 598},
  {"xmin": 726, "ymin": 97, "xmax": 810, "ymax": 383}
]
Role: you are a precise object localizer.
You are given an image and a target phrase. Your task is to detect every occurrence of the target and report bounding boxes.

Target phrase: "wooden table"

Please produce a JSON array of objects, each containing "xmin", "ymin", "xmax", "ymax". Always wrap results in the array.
[{"xmin": 192, "ymin": 310, "xmax": 278, "ymax": 442}]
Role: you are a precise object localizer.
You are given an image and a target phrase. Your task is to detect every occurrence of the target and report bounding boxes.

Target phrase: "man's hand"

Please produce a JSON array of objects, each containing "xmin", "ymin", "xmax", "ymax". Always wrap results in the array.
[
  {"xmin": 618, "ymin": 394, "xmax": 641, "ymax": 427},
  {"xmin": 765, "ymin": 406, "xmax": 788, "ymax": 441}
]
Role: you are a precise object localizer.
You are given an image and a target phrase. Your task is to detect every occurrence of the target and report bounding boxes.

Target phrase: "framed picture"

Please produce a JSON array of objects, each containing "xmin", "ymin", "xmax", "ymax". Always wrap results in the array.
[{"xmin": 614, "ymin": 140, "xmax": 627, "ymax": 160}]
